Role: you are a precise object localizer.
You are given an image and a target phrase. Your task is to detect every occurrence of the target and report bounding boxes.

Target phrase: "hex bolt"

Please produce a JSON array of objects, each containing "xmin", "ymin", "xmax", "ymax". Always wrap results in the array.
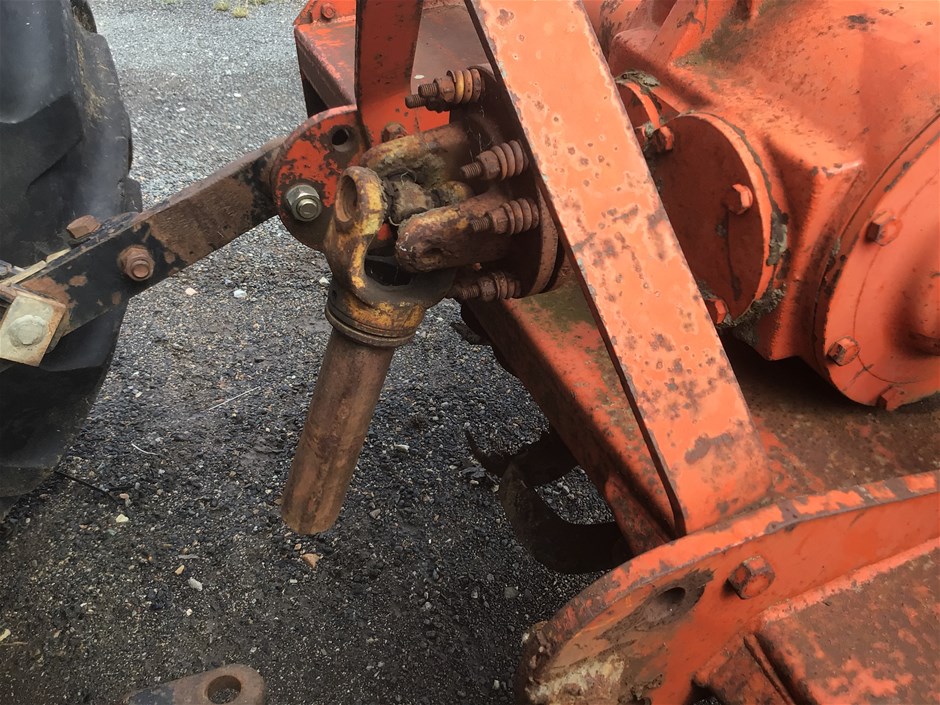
[
  {"xmin": 471, "ymin": 197, "xmax": 540, "ymax": 235},
  {"xmin": 319, "ymin": 2, "xmax": 336, "ymax": 20},
  {"xmin": 119, "ymin": 245, "xmax": 155, "ymax": 282},
  {"xmin": 865, "ymin": 211, "xmax": 899, "ymax": 246},
  {"xmin": 877, "ymin": 386, "xmax": 906, "ymax": 411},
  {"xmin": 285, "ymin": 183, "xmax": 323, "ymax": 222},
  {"xmin": 725, "ymin": 184, "xmax": 754, "ymax": 215},
  {"xmin": 448, "ymin": 271, "xmax": 521, "ymax": 302},
  {"xmin": 8, "ymin": 315, "xmax": 46, "ymax": 348},
  {"xmin": 826, "ymin": 336, "xmax": 860, "ymax": 366},
  {"xmin": 460, "ymin": 140, "xmax": 529, "ymax": 182},
  {"xmin": 404, "ymin": 68, "xmax": 484, "ymax": 110},
  {"xmin": 66, "ymin": 214, "xmax": 101, "ymax": 239},
  {"xmin": 727, "ymin": 555, "xmax": 775, "ymax": 599},
  {"xmin": 704, "ymin": 296, "xmax": 729, "ymax": 325},
  {"xmin": 651, "ymin": 125, "xmax": 675, "ymax": 153},
  {"xmin": 381, "ymin": 122, "xmax": 407, "ymax": 142}
]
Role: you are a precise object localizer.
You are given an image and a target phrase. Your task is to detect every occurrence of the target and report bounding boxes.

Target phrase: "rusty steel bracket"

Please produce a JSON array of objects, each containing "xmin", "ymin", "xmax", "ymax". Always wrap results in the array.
[
  {"xmin": 516, "ymin": 470, "xmax": 940, "ymax": 704},
  {"xmin": 466, "ymin": 0, "xmax": 772, "ymax": 535},
  {"xmin": 0, "ymin": 138, "xmax": 284, "ymax": 367},
  {"xmin": 469, "ymin": 429, "xmax": 632, "ymax": 574},
  {"xmin": 118, "ymin": 664, "xmax": 265, "ymax": 705}
]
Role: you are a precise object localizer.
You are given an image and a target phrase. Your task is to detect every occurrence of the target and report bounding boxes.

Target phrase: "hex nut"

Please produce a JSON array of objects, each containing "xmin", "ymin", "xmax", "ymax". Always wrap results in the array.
[
  {"xmin": 727, "ymin": 555, "xmax": 775, "ymax": 599},
  {"xmin": 381, "ymin": 122, "xmax": 407, "ymax": 142},
  {"xmin": 119, "ymin": 246, "xmax": 155, "ymax": 282},
  {"xmin": 320, "ymin": 2, "xmax": 336, "ymax": 19},
  {"xmin": 651, "ymin": 126, "xmax": 675, "ymax": 153},
  {"xmin": 877, "ymin": 386, "xmax": 906, "ymax": 411},
  {"xmin": 704, "ymin": 296, "xmax": 729, "ymax": 325},
  {"xmin": 865, "ymin": 212, "xmax": 899, "ymax": 246},
  {"xmin": 8, "ymin": 315, "xmax": 46, "ymax": 347},
  {"xmin": 725, "ymin": 184, "xmax": 754, "ymax": 215},
  {"xmin": 826, "ymin": 336, "xmax": 860, "ymax": 366},
  {"xmin": 66, "ymin": 214, "xmax": 101, "ymax": 239},
  {"xmin": 285, "ymin": 183, "xmax": 323, "ymax": 222}
]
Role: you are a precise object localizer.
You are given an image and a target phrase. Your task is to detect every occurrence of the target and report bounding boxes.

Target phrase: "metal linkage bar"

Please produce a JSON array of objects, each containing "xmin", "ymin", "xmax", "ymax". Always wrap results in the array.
[
  {"xmin": 1, "ymin": 139, "xmax": 283, "ymax": 366},
  {"xmin": 466, "ymin": 0, "xmax": 772, "ymax": 534}
]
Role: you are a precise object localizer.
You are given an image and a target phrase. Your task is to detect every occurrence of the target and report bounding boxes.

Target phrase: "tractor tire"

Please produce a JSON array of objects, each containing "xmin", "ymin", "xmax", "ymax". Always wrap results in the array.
[{"xmin": 0, "ymin": 0, "xmax": 139, "ymax": 516}]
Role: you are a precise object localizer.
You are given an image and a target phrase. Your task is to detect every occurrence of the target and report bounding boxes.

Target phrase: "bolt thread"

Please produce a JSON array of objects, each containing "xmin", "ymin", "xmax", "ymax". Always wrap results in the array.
[
  {"xmin": 462, "ymin": 141, "xmax": 528, "ymax": 182},
  {"xmin": 450, "ymin": 271, "xmax": 521, "ymax": 302},
  {"xmin": 404, "ymin": 94, "xmax": 426, "ymax": 109},
  {"xmin": 405, "ymin": 68, "xmax": 484, "ymax": 111},
  {"xmin": 460, "ymin": 162, "xmax": 484, "ymax": 180},
  {"xmin": 470, "ymin": 215, "xmax": 492, "ymax": 233}
]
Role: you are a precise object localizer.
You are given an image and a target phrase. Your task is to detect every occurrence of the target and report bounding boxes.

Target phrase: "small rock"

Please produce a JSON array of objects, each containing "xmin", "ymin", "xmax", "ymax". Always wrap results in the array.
[
  {"xmin": 114, "ymin": 513, "xmax": 129, "ymax": 524},
  {"xmin": 504, "ymin": 586, "xmax": 519, "ymax": 599},
  {"xmin": 184, "ymin": 287, "xmax": 197, "ymax": 296},
  {"xmin": 318, "ymin": 277, "xmax": 330, "ymax": 287},
  {"xmin": 369, "ymin": 509, "xmax": 382, "ymax": 519},
  {"xmin": 185, "ymin": 608, "xmax": 193, "ymax": 617},
  {"xmin": 174, "ymin": 565, "xmax": 185, "ymax": 576},
  {"xmin": 187, "ymin": 577, "xmax": 203, "ymax": 592},
  {"xmin": 392, "ymin": 443, "xmax": 410, "ymax": 453},
  {"xmin": 232, "ymin": 288, "xmax": 247, "ymax": 299},
  {"xmin": 301, "ymin": 553, "xmax": 321, "ymax": 570}
]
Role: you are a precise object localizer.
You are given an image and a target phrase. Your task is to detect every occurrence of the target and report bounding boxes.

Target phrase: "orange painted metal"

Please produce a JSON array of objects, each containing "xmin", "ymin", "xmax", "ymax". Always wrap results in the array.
[
  {"xmin": 467, "ymin": 0, "xmax": 771, "ymax": 535},
  {"xmin": 517, "ymin": 471, "xmax": 940, "ymax": 704},
  {"xmin": 270, "ymin": 106, "xmax": 364, "ymax": 251},
  {"xmin": 281, "ymin": 1, "xmax": 940, "ymax": 701},
  {"xmin": 586, "ymin": 0, "xmax": 940, "ymax": 407},
  {"xmin": 353, "ymin": 0, "xmax": 426, "ymax": 145}
]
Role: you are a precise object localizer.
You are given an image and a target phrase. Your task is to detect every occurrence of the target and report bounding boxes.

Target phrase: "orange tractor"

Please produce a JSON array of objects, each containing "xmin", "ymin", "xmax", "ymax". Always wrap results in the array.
[{"xmin": 1, "ymin": 1, "xmax": 938, "ymax": 703}]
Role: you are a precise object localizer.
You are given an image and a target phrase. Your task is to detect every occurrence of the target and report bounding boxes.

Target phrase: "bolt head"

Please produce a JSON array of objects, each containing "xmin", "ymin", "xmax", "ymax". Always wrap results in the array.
[
  {"xmin": 9, "ymin": 315, "xmax": 46, "ymax": 347},
  {"xmin": 704, "ymin": 296, "xmax": 729, "ymax": 325},
  {"xmin": 725, "ymin": 184, "xmax": 754, "ymax": 215},
  {"xmin": 319, "ymin": 2, "xmax": 336, "ymax": 19},
  {"xmin": 66, "ymin": 214, "xmax": 101, "ymax": 239},
  {"xmin": 285, "ymin": 183, "xmax": 323, "ymax": 222},
  {"xmin": 865, "ymin": 212, "xmax": 899, "ymax": 245},
  {"xmin": 877, "ymin": 386, "xmax": 906, "ymax": 411},
  {"xmin": 652, "ymin": 126, "xmax": 675, "ymax": 153},
  {"xmin": 728, "ymin": 555, "xmax": 775, "ymax": 599},
  {"xmin": 381, "ymin": 122, "xmax": 407, "ymax": 142},
  {"xmin": 826, "ymin": 336, "xmax": 859, "ymax": 365}
]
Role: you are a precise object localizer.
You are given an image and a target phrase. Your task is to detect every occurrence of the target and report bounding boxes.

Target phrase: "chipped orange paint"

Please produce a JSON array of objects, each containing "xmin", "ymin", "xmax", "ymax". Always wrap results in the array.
[
  {"xmin": 517, "ymin": 472, "xmax": 939, "ymax": 704},
  {"xmin": 467, "ymin": 0, "xmax": 771, "ymax": 535},
  {"xmin": 588, "ymin": 0, "xmax": 940, "ymax": 407}
]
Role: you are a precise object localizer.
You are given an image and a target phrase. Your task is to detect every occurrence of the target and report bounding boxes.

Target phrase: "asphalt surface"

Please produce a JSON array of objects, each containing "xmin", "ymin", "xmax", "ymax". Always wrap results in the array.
[{"xmin": 0, "ymin": 1, "xmax": 603, "ymax": 703}]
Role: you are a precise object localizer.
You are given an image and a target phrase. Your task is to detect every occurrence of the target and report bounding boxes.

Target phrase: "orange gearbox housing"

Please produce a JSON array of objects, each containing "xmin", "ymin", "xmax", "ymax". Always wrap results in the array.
[{"xmin": 584, "ymin": 0, "xmax": 939, "ymax": 408}]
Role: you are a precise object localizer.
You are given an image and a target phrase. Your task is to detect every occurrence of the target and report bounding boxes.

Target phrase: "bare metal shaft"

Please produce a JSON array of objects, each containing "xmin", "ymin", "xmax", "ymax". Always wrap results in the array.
[{"xmin": 281, "ymin": 330, "xmax": 395, "ymax": 534}]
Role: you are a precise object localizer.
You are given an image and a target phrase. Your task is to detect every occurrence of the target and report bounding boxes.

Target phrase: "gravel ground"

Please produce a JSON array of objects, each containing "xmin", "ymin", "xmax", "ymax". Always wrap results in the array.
[{"xmin": 0, "ymin": 2, "xmax": 602, "ymax": 703}]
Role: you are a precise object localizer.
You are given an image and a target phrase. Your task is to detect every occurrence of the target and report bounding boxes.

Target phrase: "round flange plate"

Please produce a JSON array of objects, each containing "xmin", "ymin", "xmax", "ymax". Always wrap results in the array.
[
  {"xmin": 650, "ymin": 113, "xmax": 777, "ymax": 322},
  {"xmin": 816, "ymin": 124, "xmax": 940, "ymax": 408}
]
